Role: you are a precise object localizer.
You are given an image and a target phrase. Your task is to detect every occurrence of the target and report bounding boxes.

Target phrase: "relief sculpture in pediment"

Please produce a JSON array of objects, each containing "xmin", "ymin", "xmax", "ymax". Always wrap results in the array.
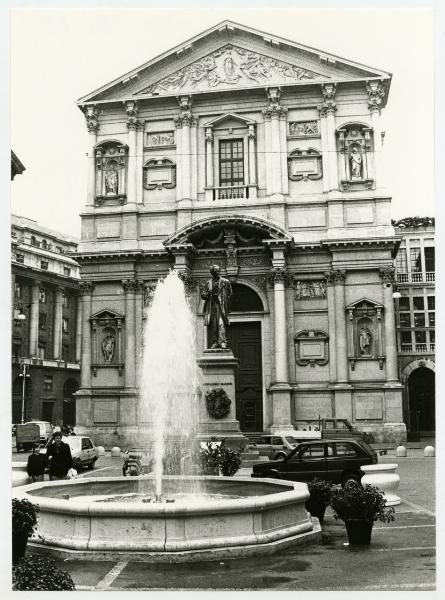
[{"xmin": 140, "ymin": 45, "xmax": 320, "ymax": 95}]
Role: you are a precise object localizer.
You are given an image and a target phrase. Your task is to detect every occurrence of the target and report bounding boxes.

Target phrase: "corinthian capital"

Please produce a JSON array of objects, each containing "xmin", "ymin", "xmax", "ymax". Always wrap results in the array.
[
  {"xmin": 122, "ymin": 279, "xmax": 138, "ymax": 293},
  {"xmin": 321, "ymin": 83, "xmax": 337, "ymax": 115},
  {"xmin": 379, "ymin": 267, "xmax": 395, "ymax": 284},
  {"xmin": 324, "ymin": 270, "xmax": 345, "ymax": 285},
  {"xmin": 79, "ymin": 281, "xmax": 95, "ymax": 296},
  {"xmin": 84, "ymin": 106, "xmax": 100, "ymax": 134},
  {"xmin": 270, "ymin": 267, "xmax": 290, "ymax": 285},
  {"xmin": 366, "ymin": 80, "xmax": 386, "ymax": 114},
  {"xmin": 125, "ymin": 100, "xmax": 140, "ymax": 130}
]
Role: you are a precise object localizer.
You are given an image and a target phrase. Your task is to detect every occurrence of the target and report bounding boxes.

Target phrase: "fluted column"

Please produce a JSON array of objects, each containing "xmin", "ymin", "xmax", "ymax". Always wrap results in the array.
[
  {"xmin": 272, "ymin": 267, "xmax": 289, "ymax": 383},
  {"xmin": 123, "ymin": 280, "xmax": 136, "ymax": 388},
  {"xmin": 75, "ymin": 294, "xmax": 82, "ymax": 363},
  {"xmin": 321, "ymin": 84, "xmax": 338, "ymax": 192},
  {"xmin": 331, "ymin": 270, "xmax": 348, "ymax": 383},
  {"xmin": 318, "ymin": 106, "xmax": 329, "ymax": 193},
  {"xmin": 125, "ymin": 101, "xmax": 139, "ymax": 206},
  {"xmin": 205, "ymin": 128, "xmax": 214, "ymax": 188},
  {"xmin": 84, "ymin": 106, "xmax": 99, "ymax": 206},
  {"xmin": 80, "ymin": 282, "xmax": 94, "ymax": 388},
  {"xmin": 325, "ymin": 273, "xmax": 337, "ymax": 382},
  {"xmin": 380, "ymin": 268, "xmax": 399, "ymax": 382},
  {"xmin": 29, "ymin": 281, "xmax": 40, "ymax": 357},
  {"xmin": 53, "ymin": 286, "xmax": 64, "ymax": 360},
  {"xmin": 367, "ymin": 80, "xmax": 386, "ymax": 189},
  {"xmin": 247, "ymin": 124, "xmax": 256, "ymax": 185}
]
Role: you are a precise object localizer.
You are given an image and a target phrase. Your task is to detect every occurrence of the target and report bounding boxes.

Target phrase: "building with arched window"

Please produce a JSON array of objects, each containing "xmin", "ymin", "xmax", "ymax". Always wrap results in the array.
[{"xmin": 75, "ymin": 21, "xmax": 405, "ymax": 447}]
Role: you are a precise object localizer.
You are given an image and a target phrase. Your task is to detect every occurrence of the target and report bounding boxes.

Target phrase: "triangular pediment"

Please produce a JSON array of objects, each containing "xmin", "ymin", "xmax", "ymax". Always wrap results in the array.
[
  {"xmin": 203, "ymin": 112, "xmax": 255, "ymax": 127},
  {"xmin": 78, "ymin": 20, "xmax": 391, "ymax": 104},
  {"xmin": 90, "ymin": 309, "xmax": 123, "ymax": 321},
  {"xmin": 346, "ymin": 298, "xmax": 384, "ymax": 311}
]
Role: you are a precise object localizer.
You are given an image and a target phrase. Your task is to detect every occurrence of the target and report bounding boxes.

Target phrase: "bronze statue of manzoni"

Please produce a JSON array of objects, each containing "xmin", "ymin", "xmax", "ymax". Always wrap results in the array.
[{"xmin": 201, "ymin": 265, "xmax": 232, "ymax": 349}]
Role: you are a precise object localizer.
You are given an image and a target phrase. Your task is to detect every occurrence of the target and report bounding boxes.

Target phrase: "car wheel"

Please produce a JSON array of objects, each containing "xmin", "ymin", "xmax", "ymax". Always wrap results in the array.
[
  {"xmin": 16, "ymin": 444, "xmax": 22, "ymax": 453},
  {"xmin": 274, "ymin": 452, "xmax": 287, "ymax": 461},
  {"xmin": 341, "ymin": 474, "xmax": 360, "ymax": 487}
]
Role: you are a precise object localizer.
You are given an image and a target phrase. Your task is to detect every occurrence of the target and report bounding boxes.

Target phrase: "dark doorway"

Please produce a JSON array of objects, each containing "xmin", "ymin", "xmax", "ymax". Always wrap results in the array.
[
  {"xmin": 408, "ymin": 367, "xmax": 435, "ymax": 435},
  {"xmin": 41, "ymin": 401, "xmax": 54, "ymax": 423},
  {"xmin": 63, "ymin": 378, "xmax": 79, "ymax": 425},
  {"xmin": 228, "ymin": 322, "xmax": 263, "ymax": 432}
]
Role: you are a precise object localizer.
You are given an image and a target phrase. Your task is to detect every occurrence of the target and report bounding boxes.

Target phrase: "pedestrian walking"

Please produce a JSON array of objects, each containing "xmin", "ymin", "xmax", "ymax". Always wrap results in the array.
[
  {"xmin": 46, "ymin": 432, "xmax": 73, "ymax": 480},
  {"xmin": 26, "ymin": 443, "xmax": 47, "ymax": 482}
]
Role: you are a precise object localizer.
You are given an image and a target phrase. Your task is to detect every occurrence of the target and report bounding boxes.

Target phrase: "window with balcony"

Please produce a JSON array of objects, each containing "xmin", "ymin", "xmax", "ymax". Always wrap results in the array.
[
  {"xmin": 410, "ymin": 247, "xmax": 422, "ymax": 273},
  {"xmin": 396, "ymin": 248, "xmax": 407, "ymax": 281},
  {"xmin": 39, "ymin": 288, "xmax": 47, "ymax": 303},
  {"xmin": 424, "ymin": 247, "xmax": 435, "ymax": 281}
]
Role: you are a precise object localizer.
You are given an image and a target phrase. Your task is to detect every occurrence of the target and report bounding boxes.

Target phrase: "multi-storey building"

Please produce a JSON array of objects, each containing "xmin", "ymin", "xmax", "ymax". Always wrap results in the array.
[
  {"xmin": 75, "ymin": 20, "xmax": 405, "ymax": 447},
  {"xmin": 393, "ymin": 217, "xmax": 435, "ymax": 438},
  {"xmin": 11, "ymin": 215, "xmax": 81, "ymax": 425}
]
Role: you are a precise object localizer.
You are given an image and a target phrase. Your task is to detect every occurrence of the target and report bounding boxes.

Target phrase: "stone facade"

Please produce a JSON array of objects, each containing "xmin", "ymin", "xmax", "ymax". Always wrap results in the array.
[
  {"xmin": 75, "ymin": 21, "xmax": 405, "ymax": 446},
  {"xmin": 393, "ymin": 218, "xmax": 435, "ymax": 437},
  {"xmin": 11, "ymin": 215, "xmax": 81, "ymax": 426}
]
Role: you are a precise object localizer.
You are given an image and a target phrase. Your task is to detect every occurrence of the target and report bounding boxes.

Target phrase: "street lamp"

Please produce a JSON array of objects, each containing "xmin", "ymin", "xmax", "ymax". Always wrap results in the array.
[{"xmin": 18, "ymin": 362, "xmax": 31, "ymax": 424}]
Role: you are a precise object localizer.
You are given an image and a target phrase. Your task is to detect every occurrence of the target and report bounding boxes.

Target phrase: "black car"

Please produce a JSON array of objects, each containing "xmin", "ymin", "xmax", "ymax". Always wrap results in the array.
[{"xmin": 251, "ymin": 438, "xmax": 378, "ymax": 485}]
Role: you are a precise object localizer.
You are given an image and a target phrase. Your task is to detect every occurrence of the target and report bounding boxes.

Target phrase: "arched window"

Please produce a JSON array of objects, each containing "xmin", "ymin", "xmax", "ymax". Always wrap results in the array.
[
  {"xmin": 95, "ymin": 141, "xmax": 128, "ymax": 204},
  {"xmin": 41, "ymin": 239, "xmax": 48, "ymax": 250},
  {"xmin": 230, "ymin": 284, "xmax": 263, "ymax": 312}
]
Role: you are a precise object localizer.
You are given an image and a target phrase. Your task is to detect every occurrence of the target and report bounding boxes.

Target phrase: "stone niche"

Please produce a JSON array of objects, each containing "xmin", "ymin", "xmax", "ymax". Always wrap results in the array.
[
  {"xmin": 337, "ymin": 124, "xmax": 374, "ymax": 190},
  {"xmin": 346, "ymin": 298, "xmax": 385, "ymax": 371},
  {"xmin": 90, "ymin": 309, "xmax": 124, "ymax": 377},
  {"xmin": 95, "ymin": 141, "xmax": 128, "ymax": 206}
]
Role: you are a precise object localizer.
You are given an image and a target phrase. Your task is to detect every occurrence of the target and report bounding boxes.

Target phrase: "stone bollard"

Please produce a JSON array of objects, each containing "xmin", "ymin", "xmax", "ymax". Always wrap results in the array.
[
  {"xmin": 97, "ymin": 446, "xmax": 105, "ymax": 456},
  {"xmin": 396, "ymin": 445, "xmax": 407, "ymax": 457},
  {"xmin": 361, "ymin": 463, "xmax": 401, "ymax": 506},
  {"xmin": 424, "ymin": 445, "xmax": 435, "ymax": 457},
  {"xmin": 111, "ymin": 446, "xmax": 121, "ymax": 458}
]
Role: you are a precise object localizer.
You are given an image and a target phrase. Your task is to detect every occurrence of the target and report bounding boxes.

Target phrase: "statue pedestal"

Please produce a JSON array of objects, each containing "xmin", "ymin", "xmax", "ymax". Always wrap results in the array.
[{"xmin": 197, "ymin": 349, "xmax": 247, "ymax": 450}]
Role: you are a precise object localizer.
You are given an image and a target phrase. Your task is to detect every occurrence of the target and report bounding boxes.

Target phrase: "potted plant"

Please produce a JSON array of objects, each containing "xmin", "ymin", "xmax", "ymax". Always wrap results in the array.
[
  {"xmin": 218, "ymin": 443, "xmax": 242, "ymax": 477},
  {"xmin": 305, "ymin": 478, "xmax": 333, "ymax": 523},
  {"xmin": 199, "ymin": 440, "xmax": 221, "ymax": 475},
  {"xmin": 12, "ymin": 498, "xmax": 39, "ymax": 564},
  {"xmin": 330, "ymin": 481, "xmax": 395, "ymax": 545},
  {"xmin": 13, "ymin": 554, "xmax": 75, "ymax": 590}
]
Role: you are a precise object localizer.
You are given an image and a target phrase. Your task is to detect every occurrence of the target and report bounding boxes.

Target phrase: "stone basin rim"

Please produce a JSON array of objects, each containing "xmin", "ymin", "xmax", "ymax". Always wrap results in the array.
[{"xmin": 13, "ymin": 475, "xmax": 310, "ymax": 517}]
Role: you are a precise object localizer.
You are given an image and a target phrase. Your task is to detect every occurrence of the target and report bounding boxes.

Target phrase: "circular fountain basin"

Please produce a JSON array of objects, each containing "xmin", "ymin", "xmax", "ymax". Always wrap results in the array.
[{"xmin": 14, "ymin": 476, "xmax": 321, "ymax": 562}]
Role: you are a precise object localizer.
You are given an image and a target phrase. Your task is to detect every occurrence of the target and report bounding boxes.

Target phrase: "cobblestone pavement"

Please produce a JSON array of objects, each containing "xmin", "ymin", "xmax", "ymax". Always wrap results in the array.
[{"xmin": 14, "ymin": 445, "xmax": 436, "ymax": 591}]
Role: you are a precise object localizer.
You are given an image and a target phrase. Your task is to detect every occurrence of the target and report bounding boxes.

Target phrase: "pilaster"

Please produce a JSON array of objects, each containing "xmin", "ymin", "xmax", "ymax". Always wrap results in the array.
[
  {"xmin": 325, "ymin": 273, "xmax": 337, "ymax": 382},
  {"xmin": 79, "ymin": 282, "xmax": 94, "ymax": 388},
  {"xmin": 29, "ymin": 281, "xmax": 40, "ymax": 357},
  {"xmin": 53, "ymin": 286, "xmax": 64, "ymax": 360},
  {"xmin": 367, "ymin": 80, "xmax": 386, "ymax": 189},
  {"xmin": 321, "ymin": 84, "xmax": 339, "ymax": 192},
  {"xmin": 122, "ymin": 279, "xmax": 137, "ymax": 388},
  {"xmin": 327, "ymin": 269, "xmax": 349, "ymax": 383},
  {"xmin": 380, "ymin": 267, "xmax": 399, "ymax": 382},
  {"xmin": 205, "ymin": 128, "xmax": 214, "ymax": 188},
  {"xmin": 84, "ymin": 106, "xmax": 99, "ymax": 207},
  {"xmin": 75, "ymin": 294, "xmax": 82, "ymax": 363},
  {"xmin": 125, "ymin": 100, "xmax": 140, "ymax": 206}
]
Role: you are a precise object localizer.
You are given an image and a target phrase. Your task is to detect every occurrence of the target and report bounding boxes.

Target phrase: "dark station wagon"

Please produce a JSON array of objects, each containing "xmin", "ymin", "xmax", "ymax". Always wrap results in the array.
[{"xmin": 251, "ymin": 438, "xmax": 378, "ymax": 486}]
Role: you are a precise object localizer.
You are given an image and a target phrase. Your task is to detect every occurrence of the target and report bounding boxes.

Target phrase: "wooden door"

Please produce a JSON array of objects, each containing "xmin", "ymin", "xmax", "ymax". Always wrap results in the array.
[{"xmin": 228, "ymin": 322, "xmax": 263, "ymax": 432}]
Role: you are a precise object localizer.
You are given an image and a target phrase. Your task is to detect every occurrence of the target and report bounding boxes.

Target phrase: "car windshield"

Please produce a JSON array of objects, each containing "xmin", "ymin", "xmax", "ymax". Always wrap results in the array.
[
  {"xmin": 356, "ymin": 439, "xmax": 375, "ymax": 454},
  {"xmin": 285, "ymin": 437, "xmax": 299, "ymax": 446},
  {"xmin": 65, "ymin": 437, "xmax": 81, "ymax": 450}
]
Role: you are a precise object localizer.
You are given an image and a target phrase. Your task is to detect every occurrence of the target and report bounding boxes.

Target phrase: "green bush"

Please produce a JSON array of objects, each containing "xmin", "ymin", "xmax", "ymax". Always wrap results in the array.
[
  {"xmin": 13, "ymin": 555, "xmax": 75, "ymax": 591},
  {"xmin": 12, "ymin": 498, "xmax": 39, "ymax": 537},
  {"xmin": 330, "ymin": 481, "xmax": 395, "ymax": 523}
]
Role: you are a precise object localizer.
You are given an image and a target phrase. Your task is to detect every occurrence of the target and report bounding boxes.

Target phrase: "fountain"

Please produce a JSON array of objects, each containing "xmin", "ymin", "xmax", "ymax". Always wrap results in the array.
[{"xmin": 13, "ymin": 271, "xmax": 321, "ymax": 561}]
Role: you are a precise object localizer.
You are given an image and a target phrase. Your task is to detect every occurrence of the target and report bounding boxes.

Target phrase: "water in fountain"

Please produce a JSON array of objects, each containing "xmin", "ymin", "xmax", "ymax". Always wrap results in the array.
[{"xmin": 139, "ymin": 270, "xmax": 202, "ymax": 500}]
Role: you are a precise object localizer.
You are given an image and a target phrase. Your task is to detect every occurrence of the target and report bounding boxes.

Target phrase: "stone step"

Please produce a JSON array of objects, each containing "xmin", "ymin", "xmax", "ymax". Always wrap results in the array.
[{"xmin": 240, "ymin": 451, "xmax": 260, "ymax": 460}]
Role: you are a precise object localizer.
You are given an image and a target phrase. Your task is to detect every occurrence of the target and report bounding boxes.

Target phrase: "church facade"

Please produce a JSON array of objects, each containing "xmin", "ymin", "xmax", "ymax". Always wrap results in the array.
[{"xmin": 75, "ymin": 21, "xmax": 405, "ymax": 447}]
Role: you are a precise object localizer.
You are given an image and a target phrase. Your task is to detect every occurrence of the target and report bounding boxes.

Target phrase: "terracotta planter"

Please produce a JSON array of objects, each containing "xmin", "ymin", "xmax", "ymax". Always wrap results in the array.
[
  {"xmin": 345, "ymin": 519, "xmax": 374, "ymax": 545},
  {"xmin": 12, "ymin": 530, "xmax": 28, "ymax": 565},
  {"xmin": 305, "ymin": 499, "xmax": 327, "ymax": 523}
]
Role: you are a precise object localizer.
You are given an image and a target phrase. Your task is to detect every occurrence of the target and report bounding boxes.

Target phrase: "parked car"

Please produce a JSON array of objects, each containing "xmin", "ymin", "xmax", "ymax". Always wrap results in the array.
[
  {"xmin": 26, "ymin": 421, "xmax": 54, "ymax": 445},
  {"xmin": 42, "ymin": 436, "xmax": 99, "ymax": 471},
  {"xmin": 245, "ymin": 434, "xmax": 302, "ymax": 460},
  {"xmin": 251, "ymin": 438, "xmax": 378, "ymax": 485},
  {"xmin": 16, "ymin": 423, "xmax": 40, "ymax": 452}
]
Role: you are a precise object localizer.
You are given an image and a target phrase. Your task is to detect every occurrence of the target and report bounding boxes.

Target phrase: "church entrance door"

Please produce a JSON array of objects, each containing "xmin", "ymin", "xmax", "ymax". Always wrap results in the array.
[{"xmin": 228, "ymin": 322, "xmax": 263, "ymax": 432}]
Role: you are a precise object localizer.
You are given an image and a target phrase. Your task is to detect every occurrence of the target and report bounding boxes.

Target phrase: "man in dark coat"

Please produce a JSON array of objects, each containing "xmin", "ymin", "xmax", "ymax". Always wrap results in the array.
[
  {"xmin": 201, "ymin": 264, "xmax": 232, "ymax": 349},
  {"xmin": 46, "ymin": 432, "xmax": 73, "ymax": 480},
  {"xmin": 26, "ymin": 443, "xmax": 47, "ymax": 482}
]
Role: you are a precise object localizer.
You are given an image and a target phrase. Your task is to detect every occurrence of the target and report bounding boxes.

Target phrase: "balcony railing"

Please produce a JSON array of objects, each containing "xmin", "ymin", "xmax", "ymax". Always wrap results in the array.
[
  {"xmin": 396, "ymin": 272, "xmax": 435, "ymax": 283},
  {"xmin": 399, "ymin": 343, "xmax": 435, "ymax": 353},
  {"xmin": 213, "ymin": 186, "xmax": 249, "ymax": 200}
]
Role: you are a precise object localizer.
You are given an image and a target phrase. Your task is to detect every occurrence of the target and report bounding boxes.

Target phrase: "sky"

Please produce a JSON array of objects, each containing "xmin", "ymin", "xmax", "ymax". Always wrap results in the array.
[{"xmin": 10, "ymin": 6, "xmax": 435, "ymax": 237}]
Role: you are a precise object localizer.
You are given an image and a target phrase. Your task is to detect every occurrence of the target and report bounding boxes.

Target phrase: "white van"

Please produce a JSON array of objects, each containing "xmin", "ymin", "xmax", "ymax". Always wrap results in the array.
[{"xmin": 26, "ymin": 421, "xmax": 53, "ymax": 444}]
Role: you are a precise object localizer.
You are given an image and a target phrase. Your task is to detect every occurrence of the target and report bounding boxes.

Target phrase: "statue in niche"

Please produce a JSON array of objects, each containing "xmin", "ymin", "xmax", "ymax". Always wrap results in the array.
[
  {"xmin": 359, "ymin": 327, "xmax": 372, "ymax": 355},
  {"xmin": 225, "ymin": 243, "xmax": 238, "ymax": 268},
  {"xmin": 349, "ymin": 147, "xmax": 363, "ymax": 179},
  {"xmin": 102, "ymin": 335, "xmax": 115, "ymax": 363},
  {"xmin": 201, "ymin": 265, "xmax": 232, "ymax": 350},
  {"xmin": 223, "ymin": 55, "xmax": 239, "ymax": 83},
  {"xmin": 105, "ymin": 162, "xmax": 118, "ymax": 195}
]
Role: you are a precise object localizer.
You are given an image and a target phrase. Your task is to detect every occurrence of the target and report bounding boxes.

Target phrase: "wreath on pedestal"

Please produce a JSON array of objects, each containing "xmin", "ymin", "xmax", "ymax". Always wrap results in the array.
[{"xmin": 205, "ymin": 388, "xmax": 231, "ymax": 419}]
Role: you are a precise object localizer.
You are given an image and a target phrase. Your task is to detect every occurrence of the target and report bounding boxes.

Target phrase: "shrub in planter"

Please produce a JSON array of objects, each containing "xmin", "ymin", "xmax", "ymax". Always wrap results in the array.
[
  {"xmin": 13, "ymin": 555, "xmax": 75, "ymax": 591},
  {"xmin": 330, "ymin": 481, "xmax": 395, "ymax": 545},
  {"xmin": 199, "ymin": 439, "xmax": 242, "ymax": 476},
  {"xmin": 305, "ymin": 479, "xmax": 333, "ymax": 523},
  {"xmin": 12, "ymin": 499, "xmax": 39, "ymax": 564}
]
